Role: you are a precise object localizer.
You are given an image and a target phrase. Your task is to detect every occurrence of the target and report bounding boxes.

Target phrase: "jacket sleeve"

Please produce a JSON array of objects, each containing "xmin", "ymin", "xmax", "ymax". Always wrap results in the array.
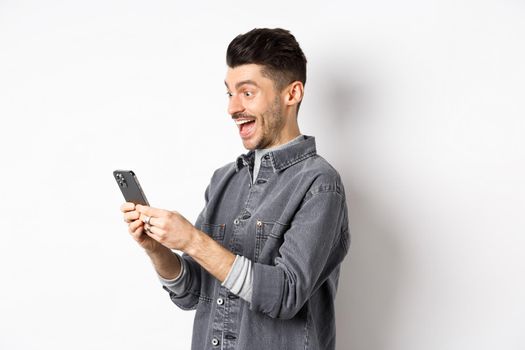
[
  {"xmin": 249, "ymin": 188, "xmax": 350, "ymax": 319},
  {"xmin": 162, "ymin": 184, "xmax": 211, "ymax": 310}
]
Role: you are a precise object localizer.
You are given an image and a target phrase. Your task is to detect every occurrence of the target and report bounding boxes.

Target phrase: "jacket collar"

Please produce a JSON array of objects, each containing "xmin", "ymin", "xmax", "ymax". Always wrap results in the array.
[{"xmin": 235, "ymin": 135, "xmax": 317, "ymax": 172}]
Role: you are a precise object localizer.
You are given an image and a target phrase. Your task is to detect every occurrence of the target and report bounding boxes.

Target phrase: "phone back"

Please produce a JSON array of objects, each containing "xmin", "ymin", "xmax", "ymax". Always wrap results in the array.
[{"xmin": 113, "ymin": 170, "xmax": 149, "ymax": 206}]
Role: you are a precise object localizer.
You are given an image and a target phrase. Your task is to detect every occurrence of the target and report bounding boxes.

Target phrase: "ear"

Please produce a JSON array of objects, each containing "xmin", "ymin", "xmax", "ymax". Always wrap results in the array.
[{"xmin": 283, "ymin": 81, "xmax": 304, "ymax": 107}]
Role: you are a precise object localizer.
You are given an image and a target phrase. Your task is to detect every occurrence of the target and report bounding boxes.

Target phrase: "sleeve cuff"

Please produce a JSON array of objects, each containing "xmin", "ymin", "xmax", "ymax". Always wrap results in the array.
[
  {"xmin": 221, "ymin": 255, "xmax": 253, "ymax": 303},
  {"xmin": 158, "ymin": 252, "xmax": 189, "ymax": 295}
]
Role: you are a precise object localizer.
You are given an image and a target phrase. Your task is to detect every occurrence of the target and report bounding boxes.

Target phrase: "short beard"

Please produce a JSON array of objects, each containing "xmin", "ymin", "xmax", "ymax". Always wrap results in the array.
[{"xmin": 254, "ymin": 95, "xmax": 285, "ymax": 150}]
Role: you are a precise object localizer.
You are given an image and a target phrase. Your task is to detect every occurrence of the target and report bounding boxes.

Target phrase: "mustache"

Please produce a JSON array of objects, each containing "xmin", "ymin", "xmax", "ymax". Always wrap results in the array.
[{"xmin": 232, "ymin": 112, "xmax": 256, "ymax": 120}]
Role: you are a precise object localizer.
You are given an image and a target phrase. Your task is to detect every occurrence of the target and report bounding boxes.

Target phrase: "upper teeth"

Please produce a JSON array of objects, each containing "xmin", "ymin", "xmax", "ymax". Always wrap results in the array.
[{"xmin": 236, "ymin": 119, "xmax": 254, "ymax": 125}]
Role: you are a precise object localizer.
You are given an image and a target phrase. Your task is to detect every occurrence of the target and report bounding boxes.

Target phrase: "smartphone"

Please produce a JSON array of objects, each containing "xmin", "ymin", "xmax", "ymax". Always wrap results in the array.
[{"xmin": 113, "ymin": 170, "xmax": 149, "ymax": 206}]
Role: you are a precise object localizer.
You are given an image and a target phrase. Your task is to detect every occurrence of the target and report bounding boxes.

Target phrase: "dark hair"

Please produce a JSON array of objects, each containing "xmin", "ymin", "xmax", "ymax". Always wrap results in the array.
[{"xmin": 226, "ymin": 28, "xmax": 307, "ymax": 92}]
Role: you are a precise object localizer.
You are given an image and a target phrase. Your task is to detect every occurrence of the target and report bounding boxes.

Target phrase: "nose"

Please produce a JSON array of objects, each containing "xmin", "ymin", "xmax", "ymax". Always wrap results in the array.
[{"xmin": 228, "ymin": 94, "xmax": 244, "ymax": 117}]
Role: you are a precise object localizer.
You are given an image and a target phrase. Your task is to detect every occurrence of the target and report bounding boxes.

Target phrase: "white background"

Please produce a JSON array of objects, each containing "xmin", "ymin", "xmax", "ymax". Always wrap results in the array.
[{"xmin": 1, "ymin": 1, "xmax": 524, "ymax": 349}]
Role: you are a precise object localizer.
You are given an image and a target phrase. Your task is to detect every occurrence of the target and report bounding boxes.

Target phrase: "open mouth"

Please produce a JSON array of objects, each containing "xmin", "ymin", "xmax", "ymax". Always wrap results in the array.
[{"xmin": 235, "ymin": 118, "xmax": 256, "ymax": 138}]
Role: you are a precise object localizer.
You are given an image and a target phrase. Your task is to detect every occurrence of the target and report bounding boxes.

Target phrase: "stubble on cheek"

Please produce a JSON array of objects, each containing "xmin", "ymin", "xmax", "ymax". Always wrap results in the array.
[
  {"xmin": 260, "ymin": 97, "xmax": 285, "ymax": 148},
  {"xmin": 245, "ymin": 96, "xmax": 284, "ymax": 150}
]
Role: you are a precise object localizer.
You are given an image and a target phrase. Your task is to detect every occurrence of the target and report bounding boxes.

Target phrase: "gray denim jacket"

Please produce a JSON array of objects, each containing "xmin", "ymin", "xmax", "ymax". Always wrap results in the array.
[{"xmin": 163, "ymin": 135, "xmax": 350, "ymax": 350}]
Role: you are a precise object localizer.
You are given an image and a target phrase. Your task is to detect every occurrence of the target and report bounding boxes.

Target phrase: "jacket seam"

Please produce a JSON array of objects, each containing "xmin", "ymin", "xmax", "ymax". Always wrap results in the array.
[
  {"xmin": 304, "ymin": 304, "xmax": 310, "ymax": 350},
  {"xmin": 307, "ymin": 188, "xmax": 344, "ymax": 202},
  {"xmin": 198, "ymin": 294, "xmax": 213, "ymax": 303}
]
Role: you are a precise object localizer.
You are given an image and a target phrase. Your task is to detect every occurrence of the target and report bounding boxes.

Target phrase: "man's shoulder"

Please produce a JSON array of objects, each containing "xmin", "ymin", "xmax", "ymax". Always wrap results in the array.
[
  {"xmin": 300, "ymin": 154, "xmax": 345, "ymax": 196},
  {"xmin": 302, "ymin": 153, "xmax": 340, "ymax": 177}
]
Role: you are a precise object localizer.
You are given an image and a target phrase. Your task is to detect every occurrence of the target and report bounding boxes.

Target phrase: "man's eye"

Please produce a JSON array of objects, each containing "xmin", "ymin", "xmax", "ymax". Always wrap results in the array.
[
  {"xmin": 244, "ymin": 91, "xmax": 253, "ymax": 97},
  {"xmin": 226, "ymin": 92, "xmax": 233, "ymax": 98}
]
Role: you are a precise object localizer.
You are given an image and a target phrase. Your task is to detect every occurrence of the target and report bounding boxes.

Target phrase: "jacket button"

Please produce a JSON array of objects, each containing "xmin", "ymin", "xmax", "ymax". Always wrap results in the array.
[
  {"xmin": 217, "ymin": 297, "xmax": 224, "ymax": 305},
  {"xmin": 211, "ymin": 337, "xmax": 220, "ymax": 347},
  {"xmin": 234, "ymin": 219, "xmax": 240, "ymax": 225},
  {"xmin": 256, "ymin": 220, "xmax": 262, "ymax": 227}
]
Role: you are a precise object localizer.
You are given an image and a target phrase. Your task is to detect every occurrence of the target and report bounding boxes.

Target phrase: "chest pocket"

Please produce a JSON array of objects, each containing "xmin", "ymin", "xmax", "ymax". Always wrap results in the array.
[
  {"xmin": 254, "ymin": 220, "xmax": 289, "ymax": 264},
  {"xmin": 201, "ymin": 223, "xmax": 226, "ymax": 243}
]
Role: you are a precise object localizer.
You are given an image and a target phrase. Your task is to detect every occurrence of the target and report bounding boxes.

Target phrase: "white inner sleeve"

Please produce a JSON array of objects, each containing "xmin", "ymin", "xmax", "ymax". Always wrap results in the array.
[
  {"xmin": 157, "ymin": 252, "xmax": 189, "ymax": 295},
  {"xmin": 221, "ymin": 255, "xmax": 253, "ymax": 303}
]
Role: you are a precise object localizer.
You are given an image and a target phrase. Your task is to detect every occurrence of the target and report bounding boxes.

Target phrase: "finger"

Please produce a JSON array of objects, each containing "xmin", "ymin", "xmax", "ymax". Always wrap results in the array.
[
  {"xmin": 139, "ymin": 214, "xmax": 164, "ymax": 227},
  {"xmin": 128, "ymin": 219, "xmax": 144, "ymax": 232},
  {"xmin": 139, "ymin": 214, "xmax": 150, "ymax": 224},
  {"xmin": 144, "ymin": 225, "xmax": 167, "ymax": 243},
  {"xmin": 120, "ymin": 202, "xmax": 136, "ymax": 212},
  {"xmin": 130, "ymin": 225, "xmax": 145, "ymax": 240},
  {"xmin": 143, "ymin": 225, "xmax": 155, "ymax": 239},
  {"xmin": 136, "ymin": 205, "xmax": 167, "ymax": 218},
  {"xmin": 124, "ymin": 210, "xmax": 140, "ymax": 223},
  {"xmin": 145, "ymin": 224, "xmax": 163, "ymax": 235}
]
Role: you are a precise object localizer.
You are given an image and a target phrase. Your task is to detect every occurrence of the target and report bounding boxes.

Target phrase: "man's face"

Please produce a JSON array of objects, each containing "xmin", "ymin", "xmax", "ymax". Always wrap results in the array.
[{"xmin": 225, "ymin": 64, "xmax": 286, "ymax": 150}]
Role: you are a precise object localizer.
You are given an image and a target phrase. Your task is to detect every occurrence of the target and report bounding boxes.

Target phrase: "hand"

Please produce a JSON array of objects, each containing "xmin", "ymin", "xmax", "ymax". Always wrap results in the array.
[
  {"xmin": 120, "ymin": 202, "xmax": 163, "ymax": 253},
  {"xmin": 135, "ymin": 204, "xmax": 197, "ymax": 252}
]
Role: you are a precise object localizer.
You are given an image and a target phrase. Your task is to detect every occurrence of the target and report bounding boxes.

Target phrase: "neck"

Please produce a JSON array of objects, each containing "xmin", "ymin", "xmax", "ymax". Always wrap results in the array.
[
  {"xmin": 267, "ymin": 109, "xmax": 301, "ymax": 148},
  {"xmin": 277, "ymin": 126, "xmax": 301, "ymax": 146}
]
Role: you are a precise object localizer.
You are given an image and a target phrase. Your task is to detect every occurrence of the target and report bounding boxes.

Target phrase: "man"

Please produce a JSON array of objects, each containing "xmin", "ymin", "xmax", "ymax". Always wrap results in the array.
[{"xmin": 121, "ymin": 28, "xmax": 350, "ymax": 350}]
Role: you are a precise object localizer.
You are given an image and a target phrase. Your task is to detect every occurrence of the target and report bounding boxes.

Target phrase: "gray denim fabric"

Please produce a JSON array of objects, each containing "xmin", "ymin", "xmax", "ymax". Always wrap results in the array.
[{"xmin": 162, "ymin": 135, "xmax": 350, "ymax": 350}]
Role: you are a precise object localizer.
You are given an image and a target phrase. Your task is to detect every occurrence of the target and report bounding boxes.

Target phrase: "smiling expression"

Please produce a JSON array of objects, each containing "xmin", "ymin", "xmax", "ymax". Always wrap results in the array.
[{"xmin": 225, "ymin": 64, "xmax": 293, "ymax": 151}]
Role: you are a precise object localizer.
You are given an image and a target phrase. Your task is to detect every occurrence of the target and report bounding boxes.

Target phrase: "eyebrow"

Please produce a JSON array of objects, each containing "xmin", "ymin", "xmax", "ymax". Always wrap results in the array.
[{"xmin": 224, "ymin": 80, "xmax": 260, "ymax": 90}]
